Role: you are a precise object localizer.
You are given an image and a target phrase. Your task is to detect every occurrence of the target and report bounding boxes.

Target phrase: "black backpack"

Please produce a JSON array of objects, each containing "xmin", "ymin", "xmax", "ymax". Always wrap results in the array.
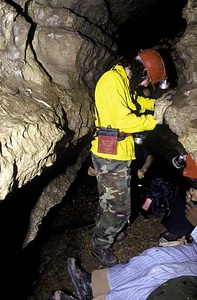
[{"xmin": 141, "ymin": 177, "xmax": 179, "ymax": 219}]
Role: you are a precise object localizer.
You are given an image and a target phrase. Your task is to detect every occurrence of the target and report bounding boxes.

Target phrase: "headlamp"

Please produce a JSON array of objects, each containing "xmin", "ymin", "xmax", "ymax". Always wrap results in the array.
[
  {"xmin": 172, "ymin": 154, "xmax": 187, "ymax": 169},
  {"xmin": 159, "ymin": 78, "xmax": 170, "ymax": 89}
]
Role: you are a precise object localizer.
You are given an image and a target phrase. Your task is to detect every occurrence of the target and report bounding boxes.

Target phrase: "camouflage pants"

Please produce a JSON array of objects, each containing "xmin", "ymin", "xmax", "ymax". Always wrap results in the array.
[{"xmin": 91, "ymin": 153, "xmax": 132, "ymax": 249}]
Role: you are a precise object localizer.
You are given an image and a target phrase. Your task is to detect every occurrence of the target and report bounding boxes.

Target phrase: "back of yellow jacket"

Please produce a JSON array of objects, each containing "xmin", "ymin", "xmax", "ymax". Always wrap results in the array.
[{"xmin": 91, "ymin": 64, "xmax": 156, "ymax": 161}]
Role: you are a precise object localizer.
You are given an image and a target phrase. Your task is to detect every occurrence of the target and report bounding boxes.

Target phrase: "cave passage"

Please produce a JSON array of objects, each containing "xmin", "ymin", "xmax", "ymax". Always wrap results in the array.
[{"xmin": 116, "ymin": 0, "xmax": 188, "ymax": 55}]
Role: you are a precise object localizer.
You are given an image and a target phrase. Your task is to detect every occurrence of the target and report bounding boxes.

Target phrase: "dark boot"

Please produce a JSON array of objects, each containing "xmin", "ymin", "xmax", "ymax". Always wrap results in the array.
[
  {"xmin": 67, "ymin": 258, "xmax": 92, "ymax": 300},
  {"xmin": 91, "ymin": 247, "xmax": 118, "ymax": 267},
  {"xmin": 115, "ymin": 231, "xmax": 127, "ymax": 242},
  {"xmin": 50, "ymin": 290, "xmax": 78, "ymax": 300}
]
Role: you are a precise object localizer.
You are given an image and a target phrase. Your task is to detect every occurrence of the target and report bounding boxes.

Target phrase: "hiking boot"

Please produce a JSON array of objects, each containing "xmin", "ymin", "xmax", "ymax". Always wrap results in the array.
[
  {"xmin": 50, "ymin": 290, "xmax": 78, "ymax": 300},
  {"xmin": 67, "ymin": 258, "xmax": 92, "ymax": 300},
  {"xmin": 115, "ymin": 231, "xmax": 127, "ymax": 242},
  {"xmin": 91, "ymin": 247, "xmax": 118, "ymax": 267}
]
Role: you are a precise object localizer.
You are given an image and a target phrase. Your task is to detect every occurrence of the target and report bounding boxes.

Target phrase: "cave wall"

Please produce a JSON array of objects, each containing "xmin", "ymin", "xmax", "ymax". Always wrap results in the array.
[
  {"xmin": 165, "ymin": 0, "xmax": 197, "ymax": 157},
  {"xmin": 0, "ymin": 0, "xmax": 197, "ymax": 248}
]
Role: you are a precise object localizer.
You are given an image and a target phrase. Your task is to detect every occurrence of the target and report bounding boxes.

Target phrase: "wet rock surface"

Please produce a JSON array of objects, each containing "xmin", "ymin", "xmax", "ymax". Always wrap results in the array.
[{"xmin": 27, "ymin": 163, "xmax": 166, "ymax": 300}]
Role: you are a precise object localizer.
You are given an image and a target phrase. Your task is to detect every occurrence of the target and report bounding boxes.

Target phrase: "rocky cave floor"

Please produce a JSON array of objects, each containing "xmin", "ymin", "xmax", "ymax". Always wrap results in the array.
[{"xmin": 26, "ymin": 165, "xmax": 167, "ymax": 300}]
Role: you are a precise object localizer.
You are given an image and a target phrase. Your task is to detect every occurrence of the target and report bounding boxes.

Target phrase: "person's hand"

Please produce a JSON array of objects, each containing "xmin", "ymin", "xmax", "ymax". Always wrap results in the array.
[
  {"xmin": 186, "ymin": 187, "xmax": 197, "ymax": 202},
  {"xmin": 185, "ymin": 201, "xmax": 197, "ymax": 226},
  {"xmin": 137, "ymin": 168, "xmax": 147, "ymax": 179},
  {"xmin": 185, "ymin": 188, "xmax": 197, "ymax": 226},
  {"xmin": 154, "ymin": 90, "xmax": 176, "ymax": 124},
  {"xmin": 154, "ymin": 99, "xmax": 173, "ymax": 124}
]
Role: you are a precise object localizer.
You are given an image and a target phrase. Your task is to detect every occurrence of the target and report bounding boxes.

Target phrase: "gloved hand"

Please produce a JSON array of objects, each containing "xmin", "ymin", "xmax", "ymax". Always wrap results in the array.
[
  {"xmin": 154, "ymin": 90, "xmax": 176, "ymax": 124},
  {"xmin": 154, "ymin": 100, "xmax": 172, "ymax": 124}
]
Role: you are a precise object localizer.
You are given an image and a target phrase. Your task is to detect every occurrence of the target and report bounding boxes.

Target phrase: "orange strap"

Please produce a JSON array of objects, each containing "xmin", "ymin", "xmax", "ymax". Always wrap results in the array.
[
  {"xmin": 118, "ymin": 132, "xmax": 132, "ymax": 140},
  {"xmin": 183, "ymin": 154, "xmax": 197, "ymax": 179}
]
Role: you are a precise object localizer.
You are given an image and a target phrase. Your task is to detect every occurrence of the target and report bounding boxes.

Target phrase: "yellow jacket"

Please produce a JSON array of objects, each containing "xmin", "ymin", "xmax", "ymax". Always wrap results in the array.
[{"xmin": 91, "ymin": 64, "xmax": 156, "ymax": 160}]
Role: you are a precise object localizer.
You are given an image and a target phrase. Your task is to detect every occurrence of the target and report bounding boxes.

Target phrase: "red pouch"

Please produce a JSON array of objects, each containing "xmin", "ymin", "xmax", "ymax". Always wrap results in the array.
[{"xmin": 97, "ymin": 127, "xmax": 119, "ymax": 155}]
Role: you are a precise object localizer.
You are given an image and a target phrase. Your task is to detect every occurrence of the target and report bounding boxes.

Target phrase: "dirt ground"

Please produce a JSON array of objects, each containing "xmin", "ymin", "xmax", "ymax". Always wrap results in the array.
[{"xmin": 26, "ymin": 167, "xmax": 166, "ymax": 300}]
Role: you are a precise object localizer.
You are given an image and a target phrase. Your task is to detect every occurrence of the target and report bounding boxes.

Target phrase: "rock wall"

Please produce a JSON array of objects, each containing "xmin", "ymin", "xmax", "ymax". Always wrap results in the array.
[{"xmin": 165, "ymin": 0, "xmax": 197, "ymax": 160}]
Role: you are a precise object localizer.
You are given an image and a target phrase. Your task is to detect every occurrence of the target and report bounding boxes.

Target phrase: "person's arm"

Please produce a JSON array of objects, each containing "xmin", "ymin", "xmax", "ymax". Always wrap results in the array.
[
  {"xmin": 137, "ymin": 154, "xmax": 154, "ymax": 179},
  {"xmin": 88, "ymin": 165, "xmax": 96, "ymax": 176},
  {"xmin": 185, "ymin": 188, "xmax": 197, "ymax": 227}
]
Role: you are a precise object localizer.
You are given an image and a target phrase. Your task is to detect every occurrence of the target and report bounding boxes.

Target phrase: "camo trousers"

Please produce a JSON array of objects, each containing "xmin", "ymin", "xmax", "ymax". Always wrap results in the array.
[{"xmin": 91, "ymin": 153, "xmax": 132, "ymax": 249}]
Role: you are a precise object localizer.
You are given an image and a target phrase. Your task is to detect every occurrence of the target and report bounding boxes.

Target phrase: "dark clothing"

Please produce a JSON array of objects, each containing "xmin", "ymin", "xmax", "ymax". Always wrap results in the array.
[
  {"xmin": 147, "ymin": 276, "xmax": 197, "ymax": 300},
  {"xmin": 130, "ymin": 142, "xmax": 194, "ymax": 236},
  {"xmin": 161, "ymin": 189, "xmax": 194, "ymax": 236}
]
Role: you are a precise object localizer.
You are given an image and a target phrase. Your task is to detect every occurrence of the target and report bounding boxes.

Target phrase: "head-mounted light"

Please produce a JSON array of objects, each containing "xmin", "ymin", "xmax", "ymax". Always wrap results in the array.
[{"xmin": 159, "ymin": 78, "xmax": 170, "ymax": 89}]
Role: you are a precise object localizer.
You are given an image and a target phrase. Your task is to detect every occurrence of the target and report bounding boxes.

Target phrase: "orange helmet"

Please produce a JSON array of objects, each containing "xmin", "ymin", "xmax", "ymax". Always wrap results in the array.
[{"xmin": 137, "ymin": 49, "xmax": 167, "ymax": 85}]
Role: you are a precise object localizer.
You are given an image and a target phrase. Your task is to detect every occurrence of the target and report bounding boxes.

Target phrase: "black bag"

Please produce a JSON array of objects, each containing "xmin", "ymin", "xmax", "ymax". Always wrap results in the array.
[
  {"xmin": 148, "ymin": 177, "xmax": 179, "ymax": 219},
  {"xmin": 147, "ymin": 276, "xmax": 197, "ymax": 300}
]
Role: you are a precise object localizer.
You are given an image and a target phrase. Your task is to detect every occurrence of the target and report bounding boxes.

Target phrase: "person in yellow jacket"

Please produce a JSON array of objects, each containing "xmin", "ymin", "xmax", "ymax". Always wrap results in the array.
[{"xmin": 90, "ymin": 49, "xmax": 169, "ymax": 267}]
